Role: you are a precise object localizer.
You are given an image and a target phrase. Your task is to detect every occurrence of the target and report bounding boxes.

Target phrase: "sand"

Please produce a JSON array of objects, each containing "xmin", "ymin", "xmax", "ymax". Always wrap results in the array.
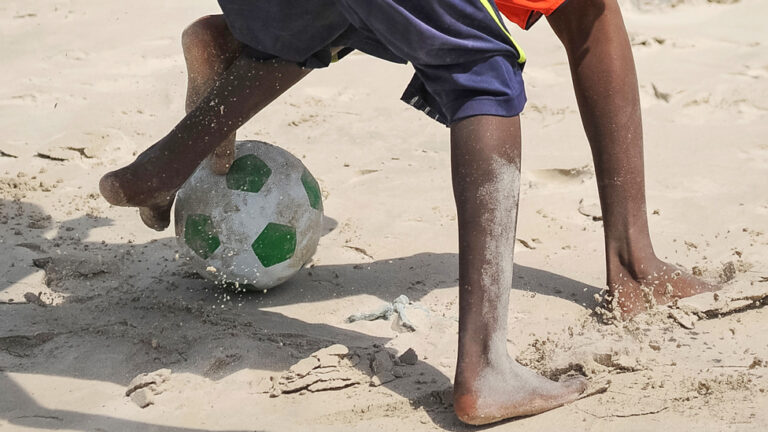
[{"xmin": 2, "ymin": 0, "xmax": 767, "ymax": 430}]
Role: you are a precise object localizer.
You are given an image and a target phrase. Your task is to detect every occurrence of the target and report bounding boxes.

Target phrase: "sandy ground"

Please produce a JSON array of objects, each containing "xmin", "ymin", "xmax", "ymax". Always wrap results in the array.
[{"xmin": 2, "ymin": 0, "xmax": 768, "ymax": 431}]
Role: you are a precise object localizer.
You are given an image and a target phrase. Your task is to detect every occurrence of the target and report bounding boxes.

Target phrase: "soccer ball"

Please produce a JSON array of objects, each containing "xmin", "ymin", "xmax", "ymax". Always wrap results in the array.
[{"xmin": 174, "ymin": 140, "xmax": 323, "ymax": 290}]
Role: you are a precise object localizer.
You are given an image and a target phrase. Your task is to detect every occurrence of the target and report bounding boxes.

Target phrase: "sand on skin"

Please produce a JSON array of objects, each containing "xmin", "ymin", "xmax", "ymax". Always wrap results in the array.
[{"xmin": 2, "ymin": 0, "xmax": 768, "ymax": 431}]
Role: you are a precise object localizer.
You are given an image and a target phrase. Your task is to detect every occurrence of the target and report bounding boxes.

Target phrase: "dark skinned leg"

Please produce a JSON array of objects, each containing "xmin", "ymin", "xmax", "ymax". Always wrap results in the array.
[
  {"xmin": 183, "ymin": 15, "xmax": 243, "ymax": 176},
  {"xmin": 99, "ymin": 29, "xmax": 311, "ymax": 230},
  {"xmin": 546, "ymin": 0, "xmax": 716, "ymax": 318},
  {"xmin": 122, "ymin": 15, "xmax": 242, "ymax": 230},
  {"xmin": 451, "ymin": 115, "xmax": 586, "ymax": 425}
]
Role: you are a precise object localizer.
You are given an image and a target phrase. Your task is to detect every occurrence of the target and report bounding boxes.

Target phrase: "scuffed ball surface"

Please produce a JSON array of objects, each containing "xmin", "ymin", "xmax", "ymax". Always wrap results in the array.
[{"xmin": 175, "ymin": 141, "xmax": 323, "ymax": 290}]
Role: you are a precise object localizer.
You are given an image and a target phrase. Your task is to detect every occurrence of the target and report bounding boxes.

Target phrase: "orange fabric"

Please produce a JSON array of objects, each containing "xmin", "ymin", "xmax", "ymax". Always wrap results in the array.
[{"xmin": 495, "ymin": 0, "xmax": 567, "ymax": 29}]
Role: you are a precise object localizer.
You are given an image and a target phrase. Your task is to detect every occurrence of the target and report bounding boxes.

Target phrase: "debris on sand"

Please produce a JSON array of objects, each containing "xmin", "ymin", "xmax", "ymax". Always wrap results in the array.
[
  {"xmin": 372, "ymin": 350, "xmax": 394, "ymax": 374},
  {"xmin": 290, "ymin": 356, "xmax": 320, "ymax": 377},
  {"xmin": 65, "ymin": 146, "xmax": 94, "ymax": 159},
  {"xmin": 346, "ymin": 295, "xmax": 416, "ymax": 331},
  {"xmin": 262, "ymin": 344, "xmax": 361, "ymax": 397},
  {"xmin": 719, "ymin": 261, "xmax": 737, "ymax": 284},
  {"xmin": 370, "ymin": 372, "xmax": 396, "ymax": 387},
  {"xmin": 125, "ymin": 369, "xmax": 172, "ymax": 408},
  {"xmin": 591, "ymin": 351, "xmax": 644, "ymax": 372},
  {"xmin": 517, "ymin": 335, "xmax": 646, "ymax": 382},
  {"xmin": 398, "ymin": 348, "xmax": 418, "ymax": 366},
  {"xmin": 668, "ymin": 309, "xmax": 696, "ymax": 329},
  {"xmin": 665, "ymin": 280, "xmax": 768, "ymax": 328},
  {"xmin": 34, "ymin": 152, "xmax": 68, "ymax": 162},
  {"xmin": 261, "ymin": 345, "xmax": 419, "ymax": 397},
  {"xmin": 33, "ymin": 255, "xmax": 112, "ymax": 289},
  {"xmin": 748, "ymin": 356, "xmax": 765, "ymax": 370},
  {"xmin": 577, "ymin": 379, "xmax": 611, "ymax": 400},
  {"xmin": 130, "ymin": 388, "xmax": 155, "ymax": 408},
  {"xmin": 23, "ymin": 292, "xmax": 50, "ymax": 307}
]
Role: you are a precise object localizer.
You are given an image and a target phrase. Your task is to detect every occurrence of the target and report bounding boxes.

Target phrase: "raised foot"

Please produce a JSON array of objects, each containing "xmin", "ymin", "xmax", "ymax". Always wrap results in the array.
[
  {"xmin": 608, "ymin": 259, "xmax": 719, "ymax": 319},
  {"xmin": 99, "ymin": 167, "xmax": 177, "ymax": 231},
  {"xmin": 454, "ymin": 359, "xmax": 587, "ymax": 425}
]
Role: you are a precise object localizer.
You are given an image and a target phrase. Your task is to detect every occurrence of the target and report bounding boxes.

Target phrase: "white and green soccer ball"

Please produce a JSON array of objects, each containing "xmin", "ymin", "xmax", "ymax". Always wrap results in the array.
[{"xmin": 174, "ymin": 140, "xmax": 323, "ymax": 290}]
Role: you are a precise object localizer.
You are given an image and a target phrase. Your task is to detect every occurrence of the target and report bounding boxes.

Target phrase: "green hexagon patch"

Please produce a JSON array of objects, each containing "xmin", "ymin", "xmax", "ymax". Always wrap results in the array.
[
  {"xmin": 184, "ymin": 214, "xmax": 220, "ymax": 259},
  {"xmin": 226, "ymin": 154, "xmax": 271, "ymax": 193},
  {"xmin": 251, "ymin": 223, "xmax": 296, "ymax": 267},
  {"xmin": 301, "ymin": 169, "xmax": 323, "ymax": 211}
]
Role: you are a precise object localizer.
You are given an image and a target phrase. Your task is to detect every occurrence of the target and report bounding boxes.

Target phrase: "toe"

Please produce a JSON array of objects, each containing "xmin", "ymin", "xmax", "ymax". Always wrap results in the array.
[{"xmin": 561, "ymin": 374, "xmax": 588, "ymax": 396}]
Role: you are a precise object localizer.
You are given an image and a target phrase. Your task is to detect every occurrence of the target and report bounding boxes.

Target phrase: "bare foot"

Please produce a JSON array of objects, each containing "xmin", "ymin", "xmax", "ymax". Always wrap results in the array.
[
  {"xmin": 454, "ymin": 358, "xmax": 587, "ymax": 425},
  {"xmin": 607, "ymin": 258, "xmax": 719, "ymax": 318},
  {"xmin": 99, "ymin": 162, "xmax": 178, "ymax": 231}
]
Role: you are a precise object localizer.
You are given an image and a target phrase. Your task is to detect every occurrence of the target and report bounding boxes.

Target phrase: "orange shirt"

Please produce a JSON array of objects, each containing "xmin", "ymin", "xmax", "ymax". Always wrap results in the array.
[{"xmin": 496, "ymin": 0, "xmax": 566, "ymax": 29}]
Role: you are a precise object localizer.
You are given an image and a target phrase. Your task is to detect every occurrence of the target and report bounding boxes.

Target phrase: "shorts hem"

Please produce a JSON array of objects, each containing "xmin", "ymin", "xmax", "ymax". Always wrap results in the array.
[{"xmin": 447, "ymin": 95, "xmax": 527, "ymax": 125}]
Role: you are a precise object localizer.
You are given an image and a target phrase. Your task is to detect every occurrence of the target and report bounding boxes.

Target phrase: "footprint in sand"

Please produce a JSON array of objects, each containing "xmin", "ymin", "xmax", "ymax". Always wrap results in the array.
[
  {"xmin": 730, "ymin": 64, "xmax": 768, "ymax": 80},
  {"xmin": 0, "ymin": 93, "xmax": 39, "ymax": 106}
]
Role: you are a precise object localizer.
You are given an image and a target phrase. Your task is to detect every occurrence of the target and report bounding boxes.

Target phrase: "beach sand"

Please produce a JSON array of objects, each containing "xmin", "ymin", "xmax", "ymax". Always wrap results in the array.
[{"xmin": 1, "ymin": 0, "xmax": 767, "ymax": 430}]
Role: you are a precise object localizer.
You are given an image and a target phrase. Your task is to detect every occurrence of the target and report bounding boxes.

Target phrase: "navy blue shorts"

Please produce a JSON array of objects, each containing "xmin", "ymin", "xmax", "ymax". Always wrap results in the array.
[{"xmin": 217, "ymin": 0, "xmax": 527, "ymax": 125}]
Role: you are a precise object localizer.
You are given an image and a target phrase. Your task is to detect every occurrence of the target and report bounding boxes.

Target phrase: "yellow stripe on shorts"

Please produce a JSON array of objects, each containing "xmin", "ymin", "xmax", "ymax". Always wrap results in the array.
[{"xmin": 478, "ymin": 0, "xmax": 527, "ymax": 64}]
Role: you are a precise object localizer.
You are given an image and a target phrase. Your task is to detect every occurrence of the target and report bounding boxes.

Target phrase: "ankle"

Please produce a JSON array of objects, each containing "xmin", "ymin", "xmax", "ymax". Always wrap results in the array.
[
  {"xmin": 605, "ymin": 239, "xmax": 662, "ymax": 284},
  {"xmin": 454, "ymin": 349, "xmax": 508, "ymax": 392}
]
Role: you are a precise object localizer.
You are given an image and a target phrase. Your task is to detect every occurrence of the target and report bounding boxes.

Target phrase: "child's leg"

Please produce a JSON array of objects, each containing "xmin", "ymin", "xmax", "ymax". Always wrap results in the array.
[
  {"xmin": 547, "ymin": 0, "xmax": 716, "ymax": 317},
  {"xmin": 125, "ymin": 15, "xmax": 243, "ymax": 230},
  {"xmin": 100, "ymin": 33, "xmax": 311, "ymax": 230},
  {"xmin": 450, "ymin": 115, "xmax": 586, "ymax": 425},
  {"xmin": 182, "ymin": 15, "xmax": 243, "ymax": 176}
]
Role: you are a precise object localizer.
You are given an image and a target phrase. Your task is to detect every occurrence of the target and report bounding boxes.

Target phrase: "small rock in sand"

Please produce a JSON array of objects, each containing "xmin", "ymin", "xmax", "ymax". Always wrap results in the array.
[
  {"xmin": 125, "ymin": 369, "xmax": 171, "ymax": 397},
  {"xmin": 674, "ymin": 282, "xmax": 768, "ymax": 319},
  {"xmin": 316, "ymin": 353, "xmax": 340, "ymax": 368},
  {"xmin": 290, "ymin": 356, "xmax": 320, "ymax": 377},
  {"xmin": 341, "ymin": 353, "xmax": 361, "ymax": 368},
  {"xmin": 314, "ymin": 370, "xmax": 354, "ymax": 382},
  {"xmin": 592, "ymin": 352, "xmax": 642, "ymax": 371},
  {"xmin": 592, "ymin": 352, "xmax": 615, "ymax": 368},
  {"xmin": 669, "ymin": 309, "xmax": 697, "ymax": 329},
  {"xmin": 281, "ymin": 374, "xmax": 323, "ymax": 393},
  {"xmin": 749, "ymin": 357, "xmax": 765, "ymax": 370},
  {"xmin": 308, "ymin": 379, "xmax": 356, "ymax": 392},
  {"xmin": 398, "ymin": 348, "xmax": 418, "ymax": 365},
  {"xmin": 370, "ymin": 371, "xmax": 396, "ymax": 387},
  {"xmin": 613, "ymin": 355, "xmax": 642, "ymax": 371},
  {"xmin": 130, "ymin": 388, "xmax": 154, "ymax": 408},
  {"xmin": 372, "ymin": 350, "xmax": 394, "ymax": 375},
  {"xmin": 720, "ymin": 261, "xmax": 737, "ymax": 283},
  {"xmin": 23, "ymin": 292, "xmax": 48, "ymax": 307},
  {"xmin": 312, "ymin": 344, "xmax": 349, "ymax": 357}
]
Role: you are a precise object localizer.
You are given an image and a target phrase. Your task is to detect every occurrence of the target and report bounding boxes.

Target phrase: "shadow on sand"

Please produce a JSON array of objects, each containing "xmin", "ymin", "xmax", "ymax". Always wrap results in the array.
[{"xmin": 0, "ymin": 199, "xmax": 600, "ymax": 431}]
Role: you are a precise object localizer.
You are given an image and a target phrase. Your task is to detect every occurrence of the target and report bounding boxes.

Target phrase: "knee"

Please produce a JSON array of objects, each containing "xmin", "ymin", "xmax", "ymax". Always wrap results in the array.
[
  {"xmin": 547, "ymin": 0, "xmax": 619, "ymax": 50},
  {"xmin": 181, "ymin": 15, "xmax": 225, "ymax": 52}
]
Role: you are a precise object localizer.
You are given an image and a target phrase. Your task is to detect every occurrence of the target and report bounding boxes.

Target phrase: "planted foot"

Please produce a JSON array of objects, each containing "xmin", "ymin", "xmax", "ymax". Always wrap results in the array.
[
  {"xmin": 607, "ymin": 258, "xmax": 718, "ymax": 319},
  {"xmin": 454, "ymin": 358, "xmax": 587, "ymax": 425}
]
